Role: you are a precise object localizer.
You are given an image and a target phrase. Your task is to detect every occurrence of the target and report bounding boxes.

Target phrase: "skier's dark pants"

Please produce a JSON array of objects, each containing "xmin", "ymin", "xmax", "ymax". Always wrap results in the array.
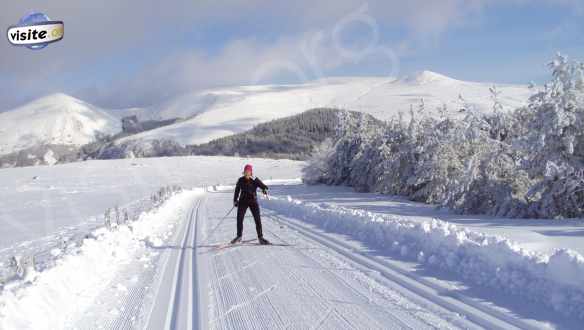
[{"xmin": 236, "ymin": 201, "xmax": 263, "ymax": 238}]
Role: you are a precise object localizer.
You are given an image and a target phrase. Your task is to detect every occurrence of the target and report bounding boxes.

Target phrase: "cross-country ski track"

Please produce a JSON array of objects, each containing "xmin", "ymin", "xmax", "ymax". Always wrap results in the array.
[{"xmin": 136, "ymin": 187, "xmax": 539, "ymax": 330}]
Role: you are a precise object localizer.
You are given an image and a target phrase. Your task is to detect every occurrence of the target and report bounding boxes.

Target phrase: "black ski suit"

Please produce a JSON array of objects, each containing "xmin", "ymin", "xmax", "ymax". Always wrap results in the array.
[{"xmin": 233, "ymin": 176, "xmax": 268, "ymax": 238}]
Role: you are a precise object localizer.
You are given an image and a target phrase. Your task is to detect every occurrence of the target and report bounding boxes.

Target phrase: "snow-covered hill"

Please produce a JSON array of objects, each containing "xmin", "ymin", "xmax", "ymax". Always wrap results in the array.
[
  {"xmin": 120, "ymin": 72, "xmax": 532, "ymax": 146},
  {"xmin": 0, "ymin": 93, "xmax": 121, "ymax": 155},
  {"xmin": 0, "ymin": 72, "xmax": 532, "ymax": 154}
]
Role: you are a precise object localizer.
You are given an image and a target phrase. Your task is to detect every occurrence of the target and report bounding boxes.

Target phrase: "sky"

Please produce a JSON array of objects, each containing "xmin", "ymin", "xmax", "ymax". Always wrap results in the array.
[{"xmin": 1, "ymin": 0, "xmax": 583, "ymax": 110}]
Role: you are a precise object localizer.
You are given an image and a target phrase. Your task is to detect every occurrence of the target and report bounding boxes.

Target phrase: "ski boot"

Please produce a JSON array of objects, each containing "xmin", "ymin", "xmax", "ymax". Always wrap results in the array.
[
  {"xmin": 258, "ymin": 237, "xmax": 271, "ymax": 245},
  {"xmin": 230, "ymin": 236, "xmax": 242, "ymax": 244}
]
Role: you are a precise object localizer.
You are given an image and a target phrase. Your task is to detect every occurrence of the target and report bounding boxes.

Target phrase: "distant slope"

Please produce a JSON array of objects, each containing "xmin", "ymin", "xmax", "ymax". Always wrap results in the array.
[
  {"xmin": 0, "ymin": 93, "xmax": 121, "ymax": 155},
  {"xmin": 188, "ymin": 108, "xmax": 384, "ymax": 160},
  {"xmin": 117, "ymin": 79, "xmax": 381, "ymax": 146},
  {"xmin": 120, "ymin": 72, "xmax": 531, "ymax": 146},
  {"xmin": 0, "ymin": 72, "xmax": 532, "ymax": 160},
  {"xmin": 356, "ymin": 71, "xmax": 531, "ymax": 119}
]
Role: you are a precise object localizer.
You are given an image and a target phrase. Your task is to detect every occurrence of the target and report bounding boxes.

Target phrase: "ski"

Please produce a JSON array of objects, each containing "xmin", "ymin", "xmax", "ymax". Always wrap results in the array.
[
  {"xmin": 199, "ymin": 240, "xmax": 292, "ymax": 253},
  {"xmin": 233, "ymin": 238, "xmax": 256, "ymax": 244}
]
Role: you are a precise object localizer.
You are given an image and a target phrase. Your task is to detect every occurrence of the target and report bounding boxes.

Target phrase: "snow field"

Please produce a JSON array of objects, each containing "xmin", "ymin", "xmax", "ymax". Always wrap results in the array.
[{"xmin": 264, "ymin": 195, "xmax": 584, "ymax": 320}]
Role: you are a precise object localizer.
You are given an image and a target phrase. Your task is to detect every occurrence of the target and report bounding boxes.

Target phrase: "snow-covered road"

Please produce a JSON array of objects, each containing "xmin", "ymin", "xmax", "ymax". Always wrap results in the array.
[{"xmin": 139, "ymin": 188, "xmax": 537, "ymax": 329}]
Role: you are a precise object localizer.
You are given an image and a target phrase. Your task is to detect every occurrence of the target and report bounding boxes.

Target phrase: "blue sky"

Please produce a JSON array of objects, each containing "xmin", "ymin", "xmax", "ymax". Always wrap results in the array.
[{"xmin": 1, "ymin": 0, "xmax": 583, "ymax": 110}]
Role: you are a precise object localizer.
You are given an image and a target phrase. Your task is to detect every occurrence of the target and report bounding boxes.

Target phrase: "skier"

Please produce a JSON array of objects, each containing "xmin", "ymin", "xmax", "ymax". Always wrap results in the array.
[{"xmin": 231, "ymin": 164, "xmax": 271, "ymax": 245}]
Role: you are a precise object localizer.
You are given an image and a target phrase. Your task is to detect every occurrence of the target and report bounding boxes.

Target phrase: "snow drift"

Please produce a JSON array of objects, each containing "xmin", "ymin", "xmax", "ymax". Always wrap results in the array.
[{"xmin": 264, "ymin": 195, "xmax": 584, "ymax": 320}]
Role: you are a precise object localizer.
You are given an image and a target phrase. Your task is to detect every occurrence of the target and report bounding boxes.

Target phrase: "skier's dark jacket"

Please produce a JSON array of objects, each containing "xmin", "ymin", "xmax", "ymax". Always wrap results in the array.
[{"xmin": 234, "ymin": 176, "xmax": 268, "ymax": 204}]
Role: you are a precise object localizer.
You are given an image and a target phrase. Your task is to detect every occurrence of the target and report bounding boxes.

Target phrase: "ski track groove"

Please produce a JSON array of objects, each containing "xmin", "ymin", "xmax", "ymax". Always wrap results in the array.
[
  {"xmin": 146, "ymin": 194, "xmax": 203, "ymax": 330},
  {"xmin": 190, "ymin": 195, "xmax": 203, "ymax": 329},
  {"xmin": 166, "ymin": 201, "xmax": 196, "ymax": 329},
  {"xmin": 141, "ymin": 205, "xmax": 190, "ymax": 329}
]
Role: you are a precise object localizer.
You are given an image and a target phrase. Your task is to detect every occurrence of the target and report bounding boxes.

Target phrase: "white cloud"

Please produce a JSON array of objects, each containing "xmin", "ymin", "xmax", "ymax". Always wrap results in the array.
[{"xmin": 0, "ymin": 0, "xmax": 582, "ymax": 109}]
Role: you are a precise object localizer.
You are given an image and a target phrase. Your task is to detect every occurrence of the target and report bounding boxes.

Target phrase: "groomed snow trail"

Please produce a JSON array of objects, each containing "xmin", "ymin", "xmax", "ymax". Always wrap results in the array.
[
  {"xmin": 0, "ymin": 184, "xmax": 569, "ymax": 329},
  {"xmin": 201, "ymin": 191, "xmax": 462, "ymax": 330},
  {"xmin": 140, "ymin": 188, "xmax": 542, "ymax": 329}
]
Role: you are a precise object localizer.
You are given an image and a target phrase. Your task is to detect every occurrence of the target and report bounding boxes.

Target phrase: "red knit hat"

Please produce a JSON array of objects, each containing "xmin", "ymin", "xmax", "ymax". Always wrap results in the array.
[{"xmin": 243, "ymin": 164, "xmax": 253, "ymax": 175}]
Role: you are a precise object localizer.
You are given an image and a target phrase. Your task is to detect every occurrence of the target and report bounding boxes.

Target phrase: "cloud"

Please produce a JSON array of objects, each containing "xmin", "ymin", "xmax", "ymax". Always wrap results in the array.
[
  {"xmin": 80, "ymin": 35, "xmax": 329, "ymax": 108},
  {"xmin": 0, "ymin": 0, "xmax": 582, "ymax": 109},
  {"xmin": 78, "ymin": 24, "xmax": 405, "ymax": 108}
]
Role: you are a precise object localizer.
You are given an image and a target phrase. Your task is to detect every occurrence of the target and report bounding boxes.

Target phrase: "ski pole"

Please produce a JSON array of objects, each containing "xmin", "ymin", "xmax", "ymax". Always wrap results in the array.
[{"xmin": 203, "ymin": 206, "xmax": 235, "ymax": 243}]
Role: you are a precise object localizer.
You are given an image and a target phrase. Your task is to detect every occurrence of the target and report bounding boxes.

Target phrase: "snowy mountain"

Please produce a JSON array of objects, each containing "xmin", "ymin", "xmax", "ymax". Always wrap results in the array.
[
  {"xmin": 399, "ymin": 70, "xmax": 457, "ymax": 85},
  {"xmin": 0, "ymin": 93, "xmax": 121, "ymax": 155},
  {"xmin": 119, "ymin": 72, "xmax": 532, "ymax": 146},
  {"xmin": 0, "ymin": 72, "xmax": 532, "ymax": 155}
]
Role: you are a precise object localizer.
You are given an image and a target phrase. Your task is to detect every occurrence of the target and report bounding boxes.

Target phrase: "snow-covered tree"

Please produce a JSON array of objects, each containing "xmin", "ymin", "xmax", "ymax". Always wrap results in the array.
[
  {"xmin": 304, "ymin": 54, "xmax": 584, "ymax": 219},
  {"xmin": 520, "ymin": 54, "xmax": 584, "ymax": 217}
]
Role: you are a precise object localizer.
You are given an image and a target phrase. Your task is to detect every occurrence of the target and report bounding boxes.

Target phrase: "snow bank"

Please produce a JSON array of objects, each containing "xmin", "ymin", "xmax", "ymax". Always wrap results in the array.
[
  {"xmin": 0, "ymin": 189, "xmax": 202, "ymax": 329},
  {"xmin": 264, "ymin": 195, "xmax": 584, "ymax": 319}
]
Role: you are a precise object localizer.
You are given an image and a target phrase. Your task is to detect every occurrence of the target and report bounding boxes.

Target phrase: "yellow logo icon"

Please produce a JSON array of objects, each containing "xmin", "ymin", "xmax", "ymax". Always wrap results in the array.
[{"xmin": 51, "ymin": 26, "xmax": 63, "ymax": 38}]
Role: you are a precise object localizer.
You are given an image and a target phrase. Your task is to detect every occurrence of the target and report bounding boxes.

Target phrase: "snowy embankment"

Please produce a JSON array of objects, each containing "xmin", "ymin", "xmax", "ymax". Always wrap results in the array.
[
  {"xmin": 264, "ymin": 195, "xmax": 584, "ymax": 320},
  {"xmin": 0, "ymin": 189, "xmax": 203, "ymax": 329}
]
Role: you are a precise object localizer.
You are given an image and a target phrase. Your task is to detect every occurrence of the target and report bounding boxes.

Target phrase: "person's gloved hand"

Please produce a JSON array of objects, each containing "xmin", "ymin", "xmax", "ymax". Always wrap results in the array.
[
  {"xmin": 262, "ymin": 189, "xmax": 268, "ymax": 195},
  {"xmin": 234, "ymin": 201, "xmax": 238, "ymax": 207}
]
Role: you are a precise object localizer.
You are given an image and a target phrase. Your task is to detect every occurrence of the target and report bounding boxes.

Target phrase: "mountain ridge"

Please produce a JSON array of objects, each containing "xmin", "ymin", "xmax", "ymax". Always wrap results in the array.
[{"xmin": 0, "ymin": 72, "xmax": 532, "ymax": 156}]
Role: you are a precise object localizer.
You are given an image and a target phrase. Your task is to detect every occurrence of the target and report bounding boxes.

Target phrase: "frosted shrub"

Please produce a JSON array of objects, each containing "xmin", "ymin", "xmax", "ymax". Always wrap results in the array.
[{"xmin": 305, "ymin": 54, "xmax": 584, "ymax": 219}]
